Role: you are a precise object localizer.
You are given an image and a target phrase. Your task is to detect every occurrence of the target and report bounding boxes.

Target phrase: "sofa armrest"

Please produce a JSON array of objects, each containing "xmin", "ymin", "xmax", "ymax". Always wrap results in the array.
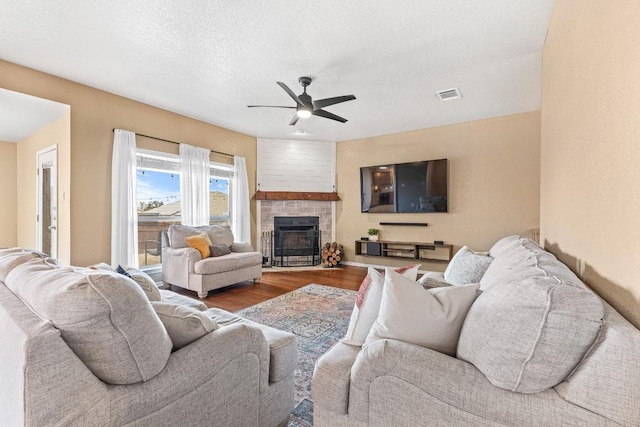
[
  {"xmin": 348, "ymin": 339, "xmax": 576, "ymax": 426},
  {"xmin": 351, "ymin": 339, "xmax": 496, "ymax": 423},
  {"xmin": 161, "ymin": 246, "xmax": 201, "ymax": 288},
  {"xmin": 109, "ymin": 323, "xmax": 270, "ymax": 424},
  {"xmin": 230, "ymin": 242, "xmax": 255, "ymax": 253}
]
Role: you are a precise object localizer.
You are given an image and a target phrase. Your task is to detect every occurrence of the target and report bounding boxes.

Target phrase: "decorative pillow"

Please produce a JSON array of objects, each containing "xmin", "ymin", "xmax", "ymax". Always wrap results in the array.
[
  {"xmin": 209, "ymin": 244, "xmax": 231, "ymax": 257},
  {"xmin": 457, "ymin": 276, "xmax": 604, "ymax": 393},
  {"xmin": 230, "ymin": 242, "xmax": 254, "ymax": 253},
  {"xmin": 120, "ymin": 265, "xmax": 162, "ymax": 302},
  {"xmin": 185, "ymin": 233, "xmax": 213, "ymax": 258},
  {"xmin": 150, "ymin": 301, "xmax": 219, "ymax": 349},
  {"xmin": 444, "ymin": 246, "xmax": 493, "ymax": 285},
  {"xmin": 159, "ymin": 289, "xmax": 208, "ymax": 311},
  {"xmin": 342, "ymin": 264, "xmax": 420, "ymax": 346},
  {"xmin": 417, "ymin": 271, "xmax": 451, "ymax": 289},
  {"xmin": 5, "ymin": 258, "xmax": 172, "ymax": 384},
  {"xmin": 365, "ymin": 269, "xmax": 480, "ymax": 356}
]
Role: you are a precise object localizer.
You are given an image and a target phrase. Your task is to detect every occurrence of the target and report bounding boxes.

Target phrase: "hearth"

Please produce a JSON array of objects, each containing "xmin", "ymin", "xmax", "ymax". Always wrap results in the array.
[{"xmin": 272, "ymin": 216, "xmax": 321, "ymax": 267}]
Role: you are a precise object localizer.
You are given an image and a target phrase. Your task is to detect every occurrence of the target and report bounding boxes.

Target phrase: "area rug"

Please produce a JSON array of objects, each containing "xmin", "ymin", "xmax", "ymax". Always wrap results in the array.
[{"xmin": 236, "ymin": 284, "xmax": 356, "ymax": 427}]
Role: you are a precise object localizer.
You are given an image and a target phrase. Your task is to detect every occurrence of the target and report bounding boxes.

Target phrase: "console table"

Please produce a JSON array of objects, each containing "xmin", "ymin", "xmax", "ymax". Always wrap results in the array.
[{"xmin": 355, "ymin": 240, "xmax": 453, "ymax": 262}]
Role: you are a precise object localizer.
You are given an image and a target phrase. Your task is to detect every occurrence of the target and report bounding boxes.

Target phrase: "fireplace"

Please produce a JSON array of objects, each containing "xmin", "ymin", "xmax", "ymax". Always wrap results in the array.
[{"xmin": 272, "ymin": 216, "xmax": 321, "ymax": 267}]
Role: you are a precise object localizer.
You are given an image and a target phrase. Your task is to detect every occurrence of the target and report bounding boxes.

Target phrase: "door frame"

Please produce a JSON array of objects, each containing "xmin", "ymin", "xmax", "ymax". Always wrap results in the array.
[{"xmin": 36, "ymin": 144, "xmax": 58, "ymax": 257}]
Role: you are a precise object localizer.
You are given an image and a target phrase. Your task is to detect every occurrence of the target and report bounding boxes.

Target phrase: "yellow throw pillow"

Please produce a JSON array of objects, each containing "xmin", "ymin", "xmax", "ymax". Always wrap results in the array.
[{"xmin": 185, "ymin": 233, "xmax": 213, "ymax": 258}]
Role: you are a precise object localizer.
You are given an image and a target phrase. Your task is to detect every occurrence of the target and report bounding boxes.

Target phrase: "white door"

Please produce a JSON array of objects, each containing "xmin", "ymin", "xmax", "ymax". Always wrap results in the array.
[{"xmin": 36, "ymin": 145, "xmax": 57, "ymax": 258}]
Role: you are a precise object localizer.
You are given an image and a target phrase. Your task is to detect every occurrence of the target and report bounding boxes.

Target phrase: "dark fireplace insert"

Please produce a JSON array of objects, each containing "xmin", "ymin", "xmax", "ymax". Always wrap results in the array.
[{"xmin": 272, "ymin": 216, "xmax": 321, "ymax": 267}]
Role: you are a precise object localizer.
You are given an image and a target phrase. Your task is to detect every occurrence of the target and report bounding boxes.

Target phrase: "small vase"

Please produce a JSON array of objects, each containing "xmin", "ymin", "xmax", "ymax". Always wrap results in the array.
[{"xmin": 369, "ymin": 235, "xmax": 379, "ymax": 242}]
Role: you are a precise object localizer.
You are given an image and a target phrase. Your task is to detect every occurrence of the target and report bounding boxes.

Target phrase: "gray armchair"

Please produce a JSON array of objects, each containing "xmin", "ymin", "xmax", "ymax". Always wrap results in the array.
[{"xmin": 161, "ymin": 224, "xmax": 262, "ymax": 298}]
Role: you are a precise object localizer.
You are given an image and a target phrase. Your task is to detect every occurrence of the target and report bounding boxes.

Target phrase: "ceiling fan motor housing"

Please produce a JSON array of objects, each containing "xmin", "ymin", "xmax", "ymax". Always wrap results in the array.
[{"xmin": 298, "ymin": 76, "xmax": 312, "ymax": 87}]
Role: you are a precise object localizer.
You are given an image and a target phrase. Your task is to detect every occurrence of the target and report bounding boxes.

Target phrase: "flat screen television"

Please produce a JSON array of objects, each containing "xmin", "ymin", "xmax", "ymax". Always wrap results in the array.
[{"xmin": 360, "ymin": 159, "xmax": 448, "ymax": 213}]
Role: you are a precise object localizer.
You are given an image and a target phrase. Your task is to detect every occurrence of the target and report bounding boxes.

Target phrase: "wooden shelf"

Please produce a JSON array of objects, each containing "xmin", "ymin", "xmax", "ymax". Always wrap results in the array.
[
  {"xmin": 355, "ymin": 239, "xmax": 453, "ymax": 262},
  {"xmin": 255, "ymin": 191, "xmax": 340, "ymax": 201}
]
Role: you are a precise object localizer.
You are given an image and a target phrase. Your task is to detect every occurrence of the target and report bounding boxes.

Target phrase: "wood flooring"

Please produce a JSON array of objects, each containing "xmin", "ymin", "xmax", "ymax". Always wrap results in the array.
[{"xmin": 167, "ymin": 265, "xmax": 368, "ymax": 312}]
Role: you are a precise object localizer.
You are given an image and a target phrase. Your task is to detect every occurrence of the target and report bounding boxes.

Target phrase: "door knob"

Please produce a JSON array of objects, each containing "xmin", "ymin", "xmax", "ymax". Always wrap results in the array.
[{"xmin": 48, "ymin": 225, "xmax": 57, "ymax": 230}]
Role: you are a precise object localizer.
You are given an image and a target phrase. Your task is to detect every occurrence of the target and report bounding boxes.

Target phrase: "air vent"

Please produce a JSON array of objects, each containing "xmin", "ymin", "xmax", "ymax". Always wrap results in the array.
[{"xmin": 437, "ymin": 88, "xmax": 461, "ymax": 101}]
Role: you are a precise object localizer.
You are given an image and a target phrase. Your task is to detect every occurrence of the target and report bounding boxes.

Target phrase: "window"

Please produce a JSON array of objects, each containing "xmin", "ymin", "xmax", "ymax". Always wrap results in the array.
[{"xmin": 136, "ymin": 149, "xmax": 233, "ymax": 268}]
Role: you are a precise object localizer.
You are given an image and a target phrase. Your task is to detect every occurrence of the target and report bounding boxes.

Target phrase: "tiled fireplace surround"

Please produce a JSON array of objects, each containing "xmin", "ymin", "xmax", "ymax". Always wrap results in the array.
[{"xmin": 257, "ymin": 200, "xmax": 335, "ymax": 255}]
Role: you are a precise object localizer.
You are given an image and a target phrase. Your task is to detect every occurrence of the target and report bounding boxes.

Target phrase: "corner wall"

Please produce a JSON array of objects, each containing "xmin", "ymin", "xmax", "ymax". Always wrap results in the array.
[
  {"xmin": 0, "ymin": 141, "xmax": 17, "ymax": 247},
  {"xmin": 337, "ymin": 112, "xmax": 541, "ymax": 270},
  {"xmin": 1, "ymin": 59, "xmax": 256, "ymax": 266},
  {"xmin": 16, "ymin": 112, "xmax": 71, "ymax": 263},
  {"xmin": 541, "ymin": 1, "xmax": 640, "ymax": 327}
]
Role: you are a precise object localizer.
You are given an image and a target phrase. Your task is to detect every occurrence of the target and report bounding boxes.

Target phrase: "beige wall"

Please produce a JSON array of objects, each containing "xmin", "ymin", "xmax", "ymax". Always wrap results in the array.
[
  {"xmin": 337, "ymin": 112, "xmax": 541, "ymax": 270},
  {"xmin": 16, "ymin": 112, "xmax": 71, "ymax": 263},
  {"xmin": 1, "ymin": 59, "xmax": 256, "ymax": 266},
  {"xmin": 541, "ymin": 1, "xmax": 640, "ymax": 327},
  {"xmin": 0, "ymin": 141, "xmax": 17, "ymax": 247}
]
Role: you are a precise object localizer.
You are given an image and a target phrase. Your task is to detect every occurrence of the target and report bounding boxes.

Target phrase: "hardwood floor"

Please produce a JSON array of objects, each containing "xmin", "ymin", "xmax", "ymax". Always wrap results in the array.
[{"xmin": 168, "ymin": 265, "xmax": 368, "ymax": 312}]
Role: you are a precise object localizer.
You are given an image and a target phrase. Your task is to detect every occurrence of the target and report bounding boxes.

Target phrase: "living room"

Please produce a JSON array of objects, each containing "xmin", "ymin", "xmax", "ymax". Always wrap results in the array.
[{"xmin": 1, "ymin": 1, "xmax": 639, "ymax": 426}]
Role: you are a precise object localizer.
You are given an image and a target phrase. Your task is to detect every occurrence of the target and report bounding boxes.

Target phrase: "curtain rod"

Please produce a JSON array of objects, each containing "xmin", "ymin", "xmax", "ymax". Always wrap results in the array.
[{"xmin": 112, "ymin": 128, "xmax": 234, "ymax": 158}]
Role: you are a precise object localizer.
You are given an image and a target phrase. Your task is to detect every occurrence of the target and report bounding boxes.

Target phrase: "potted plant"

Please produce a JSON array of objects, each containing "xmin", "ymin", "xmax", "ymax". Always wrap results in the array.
[{"xmin": 368, "ymin": 228, "xmax": 380, "ymax": 242}]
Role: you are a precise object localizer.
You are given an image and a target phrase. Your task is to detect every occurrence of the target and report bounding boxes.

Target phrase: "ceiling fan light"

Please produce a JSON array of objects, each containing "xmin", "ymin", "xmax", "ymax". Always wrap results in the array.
[{"xmin": 296, "ymin": 109, "xmax": 312, "ymax": 118}]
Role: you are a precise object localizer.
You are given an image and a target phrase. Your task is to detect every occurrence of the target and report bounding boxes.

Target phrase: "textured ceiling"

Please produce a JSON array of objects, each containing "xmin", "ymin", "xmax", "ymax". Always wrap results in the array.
[
  {"xmin": 0, "ymin": 89, "xmax": 69, "ymax": 142},
  {"xmin": 0, "ymin": 1, "xmax": 555, "ymax": 142}
]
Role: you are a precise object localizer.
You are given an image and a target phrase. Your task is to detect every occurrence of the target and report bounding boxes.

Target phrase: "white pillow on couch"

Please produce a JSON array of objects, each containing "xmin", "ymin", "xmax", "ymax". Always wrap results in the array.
[
  {"xmin": 342, "ymin": 264, "xmax": 420, "ymax": 346},
  {"xmin": 365, "ymin": 269, "xmax": 480, "ymax": 356}
]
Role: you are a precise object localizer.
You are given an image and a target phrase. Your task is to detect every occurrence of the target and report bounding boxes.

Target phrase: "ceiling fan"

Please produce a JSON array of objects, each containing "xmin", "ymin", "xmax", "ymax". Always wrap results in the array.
[{"xmin": 248, "ymin": 77, "xmax": 356, "ymax": 125}]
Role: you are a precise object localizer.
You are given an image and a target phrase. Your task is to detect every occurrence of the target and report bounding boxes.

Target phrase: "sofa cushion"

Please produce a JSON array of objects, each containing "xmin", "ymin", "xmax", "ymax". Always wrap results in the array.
[
  {"xmin": 168, "ymin": 224, "xmax": 234, "ymax": 249},
  {"xmin": 185, "ymin": 233, "xmax": 213, "ymax": 258},
  {"xmin": 480, "ymin": 239, "xmax": 581, "ymax": 291},
  {"xmin": 365, "ymin": 270, "xmax": 480, "ymax": 356},
  {"xmin": 443, "ymin": 246, "xmax": 493, "ymax": 285},
  {"xmin": 488, "ymin": 234, "xmax": 521, "ymax": 258},
  {"xmin": 342, "ymin": 265, "xmax": 420, "ymax": 347},
  {"xmin": 0, "ymin": 252, "xmax": 40, "ymax": 282},
  {"xmin": 194, "ymin": 251, "xmax": 262, "ymax": 275},
  {"xmin": 5, "ymin": 258, "xmax": 172, "ymax": 385},
  {"xmin": 457, "ymin": 275, "xmax": 604, "ymax": 393},
  {"xmin": 151, "ymin": 301, "xmax": 219, "ymax": 349},
  {"xmin": 206, "ymin": 308, "xmax": 297, "ymax": 383}
]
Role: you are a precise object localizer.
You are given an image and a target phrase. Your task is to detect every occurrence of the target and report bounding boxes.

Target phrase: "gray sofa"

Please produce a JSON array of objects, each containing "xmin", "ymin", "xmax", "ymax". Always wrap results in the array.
[
  {"xmin": 312, "ymin": 237, "xmax": 640, "ymax": 426},
  {"xmin": 0, "ymin": 248, "xmax": 296, "ymax": 427},
  {"xmin": 161, "ymin": 224, "xmax": 262, "ymax": 298}
]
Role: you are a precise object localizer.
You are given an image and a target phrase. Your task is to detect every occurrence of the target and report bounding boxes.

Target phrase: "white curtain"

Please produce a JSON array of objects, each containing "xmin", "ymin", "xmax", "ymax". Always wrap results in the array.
[
  {"xmin": 111, "ymin": 129, "xmax": 138, "ymax": 268},
  {"xmin": 180, "ymin": 143, "xmax": 211, "ymax": 226},
  {"xmin": 231, "ymin": 156, "xmax": 251, "ymax": 243}
]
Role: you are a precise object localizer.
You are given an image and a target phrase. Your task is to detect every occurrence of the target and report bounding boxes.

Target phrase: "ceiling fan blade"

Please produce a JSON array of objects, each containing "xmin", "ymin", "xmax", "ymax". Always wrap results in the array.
[
  {"xmin": 289, "ymin": 114, "xmax": 300, "ymax": 126},
  {"xmin": 247, "ymin": 105, "xmax": 296, "ymax": 109},
  {"xmin": 277, "ymin": 82, "xmax": 304, "ymax": 107},
  {"xmin": 312, "ymin": 109, "xmax": 348, "ymax": 123},
  {"xmin": 312, "ymin": 95, "xmax": 356, "ymax": 110}
]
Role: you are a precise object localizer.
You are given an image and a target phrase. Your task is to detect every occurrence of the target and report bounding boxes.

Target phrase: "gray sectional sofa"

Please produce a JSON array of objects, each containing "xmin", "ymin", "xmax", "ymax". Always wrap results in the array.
[
  {"xmin": 312, "ymin": 237, "xmax": 640, "ymax": 426},
  {"xmin": 0, "ymin": 248, "xmax": 296, "ymax": 427}
]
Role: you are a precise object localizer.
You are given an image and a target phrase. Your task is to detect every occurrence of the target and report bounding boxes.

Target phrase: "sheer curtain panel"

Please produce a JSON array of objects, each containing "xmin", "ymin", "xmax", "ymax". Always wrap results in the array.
[
  {"xmin": 180, "ymin": 143, "xmax": 211, "ymax": 226},
  {"xmin": 111, "ymin": 129, "xmax": 139, "ymax": 267},
  {"xmin": 232, "ymin": 156, "xmax": 251, "ymax": 243}
]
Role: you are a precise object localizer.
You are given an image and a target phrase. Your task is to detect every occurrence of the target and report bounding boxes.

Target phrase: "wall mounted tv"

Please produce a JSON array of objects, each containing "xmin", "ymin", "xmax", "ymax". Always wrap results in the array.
[{"xmin": 360, "ymin": 159, "xmax": 448, "ymax": 213}]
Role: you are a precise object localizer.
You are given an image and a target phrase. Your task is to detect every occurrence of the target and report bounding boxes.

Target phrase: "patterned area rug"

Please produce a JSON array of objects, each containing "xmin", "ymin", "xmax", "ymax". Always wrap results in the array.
[{"xmin": 236, "ymin": 284, "xmax": 356, "ymax": 427}]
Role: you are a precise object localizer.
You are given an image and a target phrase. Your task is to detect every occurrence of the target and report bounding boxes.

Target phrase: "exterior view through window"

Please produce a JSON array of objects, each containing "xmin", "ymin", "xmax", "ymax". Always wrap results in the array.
[{"xmin": 136, "ymin": 150, "xmax": 231, "ymax": 267}]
